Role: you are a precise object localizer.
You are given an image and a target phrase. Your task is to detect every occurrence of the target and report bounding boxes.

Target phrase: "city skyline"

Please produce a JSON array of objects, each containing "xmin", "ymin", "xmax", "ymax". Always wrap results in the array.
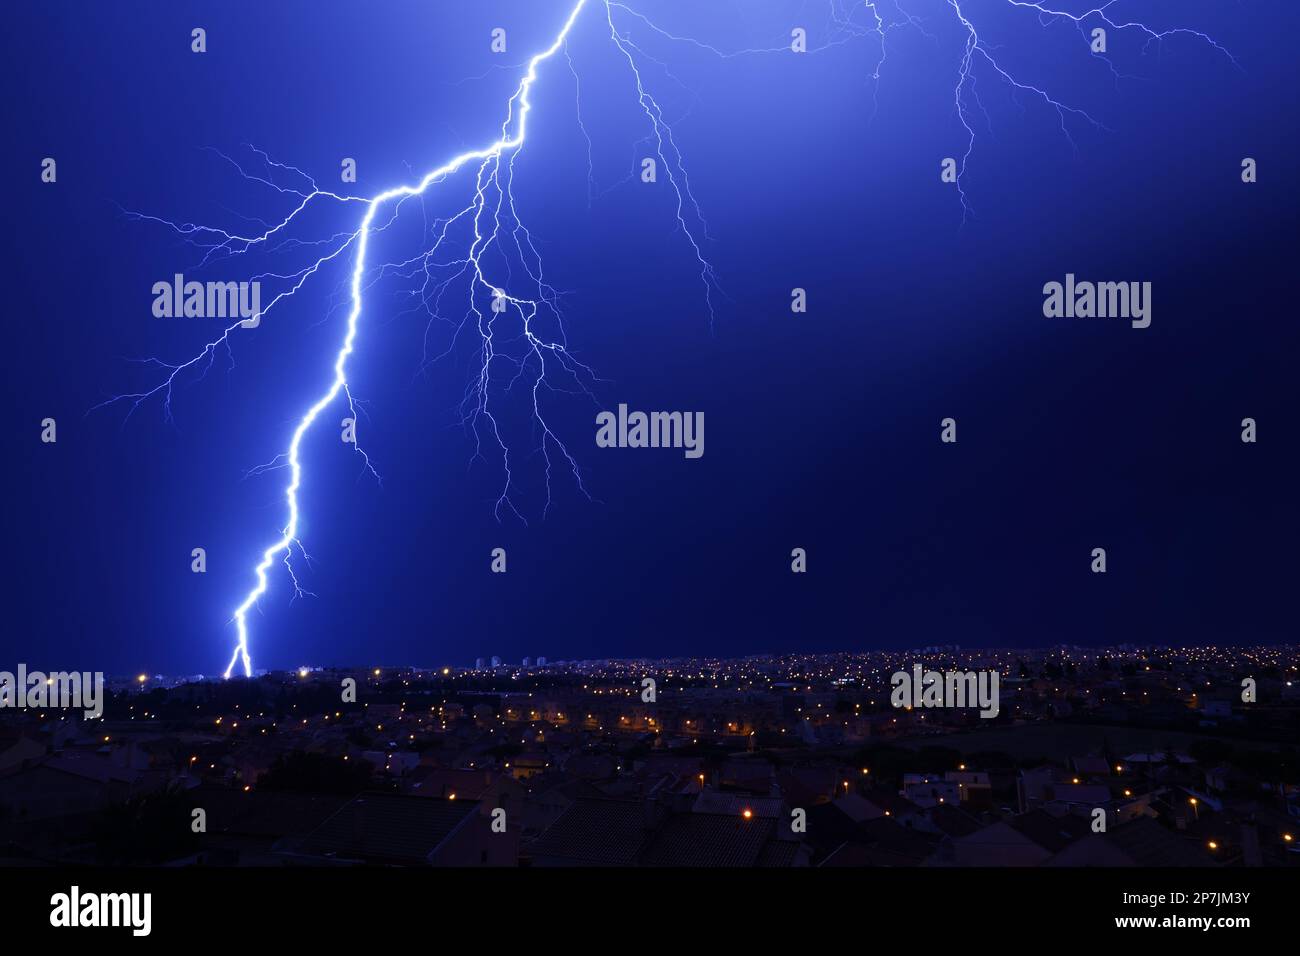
[{"xmin": 1, "ymin": 641, "xmax": 1293, "ymax": 872}]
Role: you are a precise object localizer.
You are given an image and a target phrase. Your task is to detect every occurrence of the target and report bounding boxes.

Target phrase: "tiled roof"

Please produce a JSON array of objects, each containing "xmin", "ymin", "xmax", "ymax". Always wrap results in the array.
[
  {"xmin": 527, "ymin": 799, "xmax": 653, "ymax": 865},
  {"xmin": 1010, "ymin": 809, "xmax": 1091, "ymax": 852},
  {"xmin": 42, "ymin": 755, "xmax": 140, "ymax": 785},
  {"xmin": 404, "ymin": 767, "xmax": 494, "ymax": 799},
  {"xmin": 292, "ymin": 792, "xmax": 476, "ymax": 864},
  {"xmin": 1106, "ymin": 818, "xmax": 1217, "ymax": 867},
  {"xmin": 642, "ymin": 813, "xmax": 775, "ymax": 867},
  {"xmin": 1071, "ymin": 756, "xmax": 1111, "ymax": 775},
  {"xmin": 859, "ymin": 790, "xmax": 919, "ymax": 816},
  {"xmin": 195, "ymin": 789, "xmax": 351, "ymax": 838},
  {"xmin": 856, "ymin": 817, "xmax": 940, "ymax": 863},
  {"xmin": 927, "ymin": 803, "xmax": 983, "ymax": 837},
  {"xmin": 806, "ymin": 802, "xmax": 864, "ymax": 848},
  {"xmin": 820, "ymin": 834, "xmax": 935, "ymax": 867},
  {"xmin": 833, "ymin": 792, "xmax": 883, "ymax": 823},
  {"xmin": 691, "ymin": 791, "xmax": 783, "ymax": 818},
  {"xmin": 756, "ymin": 838, "xmax": 803, "ymax": 867}
]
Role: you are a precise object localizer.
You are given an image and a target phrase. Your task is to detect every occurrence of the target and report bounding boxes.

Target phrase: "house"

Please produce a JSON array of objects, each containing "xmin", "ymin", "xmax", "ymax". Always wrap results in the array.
[
  {"xmin": 945, "ymin": 770, "xmax": 992, "ymax": 808},
  {"xmin": 526, "ymin": 797, "xmax": 808, "ymax": 867},
  {"xmin": 641, "ymin": 812, "xmax": 802, "ymax": 867},
  {"xmin": 1070, "ymin": 756, "xmax": 1112, "ymax": 777},
  {"xmin": 918, "ymin": 803, "xmax": 984, "ymax": 839},
  {"xmin": 831, "ymin": 792, "xmax": 886, "ymax": 824},
  {"xmin": 564, "ymin": 753, "xmax": 619, "ymax": 781},
  {"xmin": 278, "ymin": 792, "xmax": 515, "ymax": 866},
  {"xmin": 775, "ymin": 767, "xmax": 842, "ymax": 807},
  {"xmin": 802, "ymin": 802, "xmax": 869, "ymax": 862},
  {"xmin": 0, "ymin": 737, "xmax": 45, "ymax": 773},
  {"xmin": 0, "ymin": 754, "xmax": 157, "ymax": 823},
  {"xmin": 402, "ymin": 766, "xmax": 525, "ymax": 817},
  {"xmin": 189, "ymin": 788, "xmax": 352, "ymax": 865},
  {"xmin": 718, "ymin": 758, "xmax": 774, "ymax": 794},
  {"xmin": 1047, "ymin": 818, "xmax": 1217, "ymax": 867},
  {"xmin": 526, "ymin": 798, "xmax": 658, "ymax": 866},
  {"xmin": 857, "ymin": 790, "xmax": 924, "ymax": 827},
  {"xmin": 902, "ymin": 774, "xmax": 960, "ymax": 808},
  {"xmin": 522, "ymin": 777, "xmax": 610, "ymax": 838},
  {"xmin": 1009, "ymin": 809, "xmax": 1091, "ymax": 854},
  {"xmin": 948, "ymin": 821, "xmax": 1051, "ymax": 866},
  {"xmin": 691, "ymin": 791, "xmax": 783, "ymax": 819},
  {"xmin": 508, "ymin": 752, "xmax": 549, "ymax": 780},
  {"xmin": 822, "ymin": 818, "xmax": 939, "ymax": 867}
]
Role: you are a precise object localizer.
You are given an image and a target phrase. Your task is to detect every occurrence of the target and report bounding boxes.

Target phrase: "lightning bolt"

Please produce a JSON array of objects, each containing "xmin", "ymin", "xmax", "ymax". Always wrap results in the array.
[
  {"xmin": 95, "ymin": 0, "xmax": 1230, "ymax": 678},
  {"xmin": 217, "ymin": 0, "xmax": 595, "ymax": 678},
  {"xmin": 97, "ymin": 0, "xmax": 721, "ymax": 677}
]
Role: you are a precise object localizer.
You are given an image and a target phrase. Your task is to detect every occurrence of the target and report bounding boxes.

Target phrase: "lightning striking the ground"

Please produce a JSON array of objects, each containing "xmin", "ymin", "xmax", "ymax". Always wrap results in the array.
[
  {"xmin": 97, "ymin": 1, "xmax": 1231, "ymax": 677},
  {"xmin": 219, "ymin": 0, "xmax": 601, "ymax": 678}
]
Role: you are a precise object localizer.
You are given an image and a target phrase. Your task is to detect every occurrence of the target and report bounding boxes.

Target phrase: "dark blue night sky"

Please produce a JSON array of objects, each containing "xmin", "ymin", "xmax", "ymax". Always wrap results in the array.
[{"xmin": 6, "ymin": 1, "xmax": 1297, "ymax": 675}]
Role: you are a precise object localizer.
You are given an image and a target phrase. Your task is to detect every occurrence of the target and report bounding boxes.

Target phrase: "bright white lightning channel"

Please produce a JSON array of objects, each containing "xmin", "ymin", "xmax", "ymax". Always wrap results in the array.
[{"xmin": 223, "ymin": 0, "xmax": 597, "ymax": 678}]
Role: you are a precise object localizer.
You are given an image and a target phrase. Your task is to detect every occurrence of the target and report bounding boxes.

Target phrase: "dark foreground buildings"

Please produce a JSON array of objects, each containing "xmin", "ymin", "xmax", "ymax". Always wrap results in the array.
[{"xmin": 0, "ymin": 645, "xmax": 1295, "ymax": 867}]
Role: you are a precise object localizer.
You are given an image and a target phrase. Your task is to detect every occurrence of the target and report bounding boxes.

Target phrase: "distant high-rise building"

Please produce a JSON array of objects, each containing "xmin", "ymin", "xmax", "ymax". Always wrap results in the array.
[
  {"xmin": 474, "ymin": 657, "xmax": 485, "ymax": 670},
  {"xmin": 490, "ymin": 655, "xmax": 502, "ymax": 668},
  {"xmin": 522, "ymin": 657, "xmax": 533, "ymax": 668}
]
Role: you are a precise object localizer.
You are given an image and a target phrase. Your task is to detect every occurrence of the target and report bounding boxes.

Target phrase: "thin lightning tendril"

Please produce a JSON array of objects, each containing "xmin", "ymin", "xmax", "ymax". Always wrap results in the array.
[{"xmin": 610, "ymin": 0, "xmax": 1232, "ymax": 221}]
